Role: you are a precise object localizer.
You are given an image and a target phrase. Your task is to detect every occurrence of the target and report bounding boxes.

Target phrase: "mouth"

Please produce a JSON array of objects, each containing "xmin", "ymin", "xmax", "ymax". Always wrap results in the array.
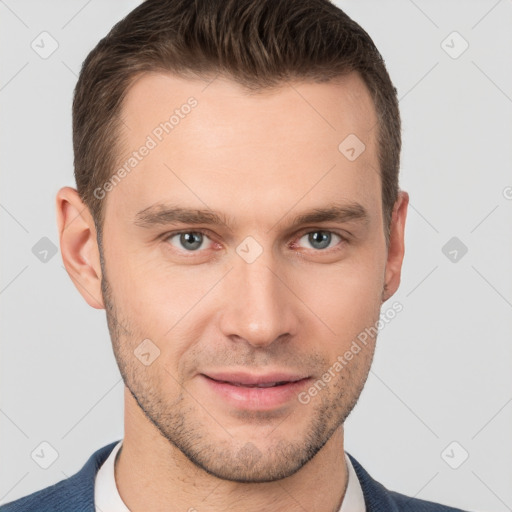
[
  {"xmin": 199, "ymin": 371, "xmax": 311, "ymax": 410},
  {"xmin": 202, "ymin": 370, "xmax": 309, "ymax": 386},
  {"xmin": 215, "ymin": 380, "xmax": 296, "ymax": 388}
]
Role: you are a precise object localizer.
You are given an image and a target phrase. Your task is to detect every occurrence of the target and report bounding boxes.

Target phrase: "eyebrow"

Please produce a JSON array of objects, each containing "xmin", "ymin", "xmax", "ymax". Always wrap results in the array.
[{"xmin": 134, "ymin": 202, "xmax": 369, "ymax": 230}]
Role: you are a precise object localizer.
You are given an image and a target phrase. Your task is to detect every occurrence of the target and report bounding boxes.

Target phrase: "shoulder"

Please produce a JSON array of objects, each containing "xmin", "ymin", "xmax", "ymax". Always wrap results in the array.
[
  {"xmin": 347, "ymin": 452, "xmax": 473, "ymax": 512},
  {"xmin": 388, "ymin": 490, "xmax": 471, "ymax": 511},
  {"xmin": 0, "ymin": 441, "xmax": 119, "ymax": 512}
]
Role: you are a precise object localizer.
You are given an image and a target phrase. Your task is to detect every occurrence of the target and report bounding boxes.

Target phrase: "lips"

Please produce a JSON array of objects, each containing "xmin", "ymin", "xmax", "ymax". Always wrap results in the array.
[
  {"xmin": 202, "ymin": 371, "xmax": 308, "ymax": 387},
  {"xmin": 200, "ymin": 371, "xmax": 311, "ymax": 410},
  {"xmin": 222, "ymin": 381, "xmax": 290, "ymax": 388}
]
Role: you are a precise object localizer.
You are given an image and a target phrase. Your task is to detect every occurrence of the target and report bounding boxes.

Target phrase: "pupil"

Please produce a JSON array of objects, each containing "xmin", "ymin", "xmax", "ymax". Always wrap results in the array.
[{"xmin": 309, "ymin": 231, "xmax": 331, "ymax": 250}]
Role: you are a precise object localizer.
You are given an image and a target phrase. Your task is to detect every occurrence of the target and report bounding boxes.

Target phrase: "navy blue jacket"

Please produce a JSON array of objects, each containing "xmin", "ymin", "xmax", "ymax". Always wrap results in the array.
[{"xmin": 0, "ymin": 441, "xmax": 471, "ymax": 511}]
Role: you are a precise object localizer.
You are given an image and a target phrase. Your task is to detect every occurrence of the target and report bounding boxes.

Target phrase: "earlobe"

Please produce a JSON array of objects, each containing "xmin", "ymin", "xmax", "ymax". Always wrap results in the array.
[
  {"xmin": 56, "ymin": 187, "xmax": 105, "ymax": 310},
  {"xmin": 382, "ymin": 190, "xmax": 409, "ymax": 303}
]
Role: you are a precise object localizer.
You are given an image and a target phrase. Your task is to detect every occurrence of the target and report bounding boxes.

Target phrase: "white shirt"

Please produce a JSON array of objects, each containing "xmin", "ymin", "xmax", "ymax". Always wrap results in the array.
[{"xmin": 94, "ymin": 440, "xmax": 366, "ymax": 511}]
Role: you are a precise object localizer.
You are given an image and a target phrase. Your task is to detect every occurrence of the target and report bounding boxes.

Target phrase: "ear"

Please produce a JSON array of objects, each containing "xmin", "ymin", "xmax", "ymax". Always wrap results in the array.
[
  {"xmin": 56, "ymin": 187, "xmax": 104, "ymax": 309},
  {"xmin": 382, "ymin": 190, "xmax": 409, "ymax": 303}
]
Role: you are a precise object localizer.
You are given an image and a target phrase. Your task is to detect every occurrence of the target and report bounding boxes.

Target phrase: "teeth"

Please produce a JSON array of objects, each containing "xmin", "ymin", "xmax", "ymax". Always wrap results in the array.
[{"xmin": 228, "ymin": 381, "xmax": 286, "ymax": 388}]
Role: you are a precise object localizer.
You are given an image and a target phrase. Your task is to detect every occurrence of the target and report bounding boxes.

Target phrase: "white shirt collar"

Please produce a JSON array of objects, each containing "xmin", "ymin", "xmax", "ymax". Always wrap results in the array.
[
  {"xmin": 94, "ymin": 440, "xmax": 129, "ymax": 512},
  {"xmin": 94, "ymin": 440, "xmax": 366, "ymax": 512}
]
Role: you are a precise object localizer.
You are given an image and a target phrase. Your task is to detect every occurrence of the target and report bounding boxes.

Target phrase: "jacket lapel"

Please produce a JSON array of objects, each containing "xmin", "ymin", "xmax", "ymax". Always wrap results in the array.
[{"xmin": 347, "ymin": 453, "xmax": 400, "ymax": 512}]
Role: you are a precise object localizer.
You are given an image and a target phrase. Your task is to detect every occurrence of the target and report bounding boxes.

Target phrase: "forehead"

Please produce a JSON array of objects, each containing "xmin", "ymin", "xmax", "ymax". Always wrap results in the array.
[{"xmin": 106, "ymin": 72, "xmax": 381, "ymax": 228}]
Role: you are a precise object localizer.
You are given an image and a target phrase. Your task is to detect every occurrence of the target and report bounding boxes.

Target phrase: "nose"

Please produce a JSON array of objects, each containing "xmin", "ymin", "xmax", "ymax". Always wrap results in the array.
[{"xmin": 218, "ymin": 252, "xmax": 299, "ymax": 349}]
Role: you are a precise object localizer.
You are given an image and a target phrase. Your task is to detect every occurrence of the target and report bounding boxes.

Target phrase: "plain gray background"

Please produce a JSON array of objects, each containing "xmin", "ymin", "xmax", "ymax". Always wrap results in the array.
[{"xmin": 1, "ymin": 1, "xmax": 511, "ymax": 510}]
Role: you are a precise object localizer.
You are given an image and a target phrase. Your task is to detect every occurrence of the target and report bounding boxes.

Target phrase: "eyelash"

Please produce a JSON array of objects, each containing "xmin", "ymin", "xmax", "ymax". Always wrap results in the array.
[{"xmin": 161, "ymin": 228, "xmax": 348, "ymax": 256}]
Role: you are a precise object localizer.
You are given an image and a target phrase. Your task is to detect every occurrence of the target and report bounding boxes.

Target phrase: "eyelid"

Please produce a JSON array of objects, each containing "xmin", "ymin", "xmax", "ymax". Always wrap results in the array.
[
  {"xmin": 161, "ymin": 228, "xmax": 215, "ymax": 241},
  {"xmin": 291, "ymin": 229, "xmax": 347, "ymax": 251},
  {"xmin": 293, "ymin": 227, "xmax": 349, "ymax": 239}
]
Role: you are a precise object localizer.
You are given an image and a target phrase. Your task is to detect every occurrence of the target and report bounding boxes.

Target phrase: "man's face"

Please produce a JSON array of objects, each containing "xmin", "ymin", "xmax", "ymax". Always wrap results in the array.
[{"xmin": 99, "ymin": 72, "xmax": 397, "ymax": 482}]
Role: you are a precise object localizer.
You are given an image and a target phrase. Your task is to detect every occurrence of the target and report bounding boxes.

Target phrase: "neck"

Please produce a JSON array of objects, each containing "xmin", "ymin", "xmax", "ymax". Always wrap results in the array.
[{"xmin": 115, "ymin": 390, "xmax": 349, "ymax": 512}]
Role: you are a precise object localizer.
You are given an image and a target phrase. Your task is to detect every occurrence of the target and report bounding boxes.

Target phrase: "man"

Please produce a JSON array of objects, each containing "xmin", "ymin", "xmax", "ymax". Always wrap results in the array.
[{"xmin": 1, "ymin": 0, "xmax": 471, "ymax": 511}]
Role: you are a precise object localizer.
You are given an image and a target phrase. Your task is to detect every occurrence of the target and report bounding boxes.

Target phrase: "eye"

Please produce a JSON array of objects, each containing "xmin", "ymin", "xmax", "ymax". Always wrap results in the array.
[
  {"xmin": 166, "ymin": 231, "xmax": 213, "ymax": 252},
  {"xmin": 297, "ymin": 231, "xmax": 343, "ymax": 251}
]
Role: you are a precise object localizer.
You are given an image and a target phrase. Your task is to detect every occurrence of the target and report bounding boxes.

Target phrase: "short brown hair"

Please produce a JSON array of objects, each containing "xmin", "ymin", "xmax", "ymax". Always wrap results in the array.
[{"xmin": 73, "ymin": 0, "xmax": 401, "ymax": 237}]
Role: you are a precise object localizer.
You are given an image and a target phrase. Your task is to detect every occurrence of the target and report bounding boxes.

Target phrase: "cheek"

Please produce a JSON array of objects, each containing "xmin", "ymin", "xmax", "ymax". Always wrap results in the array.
[
  {"xmin": 105, "ymin": 246, "xmax": 221, "ymax": 367},
  {"xmin": 296, "ymin": 257, "xmax": 385, "ymax": 343}
]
